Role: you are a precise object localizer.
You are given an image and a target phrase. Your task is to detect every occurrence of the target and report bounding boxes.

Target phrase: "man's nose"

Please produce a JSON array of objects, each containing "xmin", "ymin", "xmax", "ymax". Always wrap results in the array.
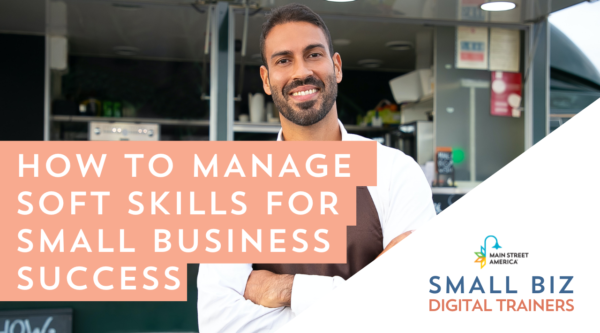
[{"xmin": 291, "ymin": 59, "xmax": 313, "ymax": 81}]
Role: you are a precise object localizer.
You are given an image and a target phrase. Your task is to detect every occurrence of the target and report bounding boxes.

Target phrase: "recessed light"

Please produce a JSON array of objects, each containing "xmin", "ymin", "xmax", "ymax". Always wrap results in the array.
[
  {"xmin": 385, "ymin": 41, "xmax": 413, "ymax": 51},
  {"xmin": 333, "ymin": 39, "xmax": 351, "ymax": 46},
  {"xmin": 480, "ymin": 2, "xmax": 516, "ymax": 11},
  {"xmin": 357, "ymin": 59, "xmax": 382, "ymax": 68},
  {"xmin": 113, "ymin": 46, "xmax": 139, "ymax": 56},
  {"xmin": 327, "ymin": 0, "xmax": 355, "ymax": 2}
]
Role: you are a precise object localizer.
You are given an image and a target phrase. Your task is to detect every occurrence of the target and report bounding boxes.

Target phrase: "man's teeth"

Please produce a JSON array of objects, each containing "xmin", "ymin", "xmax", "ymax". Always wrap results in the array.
[{"xmin": 292, "ymin": 89, "xmax": 317, "ymax": 96}]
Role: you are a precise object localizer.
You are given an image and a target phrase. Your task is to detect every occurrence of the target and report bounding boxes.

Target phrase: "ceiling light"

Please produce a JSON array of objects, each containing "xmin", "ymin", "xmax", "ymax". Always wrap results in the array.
[
  {"xmin": 357, "ymin": 59, "xmax": 382, "ymax": 68},
  {"xmin": 385, "ymin": 41, "xmax": 413, "ymax": 51},
  {"xmin": 326, "ymin": 0, "xmax": 356, "ymax": 2},
  {"xmin": 333, "ymin": 39, "xmax": 351, "ymax": 46},
  {"xmin": 113, "ymin": 46, "xmax": 139, "ymax": 56},
  {"xmin": 480, "ymin": 2, "xmax": 516, "ymax": 11}
]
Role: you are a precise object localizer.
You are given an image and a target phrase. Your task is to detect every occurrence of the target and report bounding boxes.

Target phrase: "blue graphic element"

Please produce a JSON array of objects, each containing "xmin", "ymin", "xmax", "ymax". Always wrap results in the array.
[
  {"xmin": 481, "ymin": 235, "xmax": 502, "ymax": 257},
  {"xmin": 460, "ymin": 41, "xmax": 484, "ymax": 51},
  {"xmin": 474, "ymin": 235, "xmax": 502, "ymax": 268}
]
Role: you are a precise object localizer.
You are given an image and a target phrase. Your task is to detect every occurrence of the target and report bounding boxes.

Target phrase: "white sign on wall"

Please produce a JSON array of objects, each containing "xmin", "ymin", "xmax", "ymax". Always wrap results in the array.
[
  {"xmin": 456, "ymin": 26, "xmax": 489, "ymax": 70},
  {"xmin": 489, "ymin": 28, "xmax": 521, "ymax": 72}
]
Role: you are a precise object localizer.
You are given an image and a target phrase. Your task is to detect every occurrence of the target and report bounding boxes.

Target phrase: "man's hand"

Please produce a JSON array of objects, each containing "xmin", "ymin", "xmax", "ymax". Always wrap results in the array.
[
  {"xmin": 244, "ymin": 270, "xmax": 294, "ymax": 308},
  {"xmin": 377, "ymin": 230, "xmax": 413, "ymax": 259}
]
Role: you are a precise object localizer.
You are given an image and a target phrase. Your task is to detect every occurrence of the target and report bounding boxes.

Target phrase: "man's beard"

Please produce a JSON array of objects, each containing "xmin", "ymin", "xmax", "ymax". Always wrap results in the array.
[{"xmin": 270, "ymin": 74, "xmax": 337, "ymax": 127}]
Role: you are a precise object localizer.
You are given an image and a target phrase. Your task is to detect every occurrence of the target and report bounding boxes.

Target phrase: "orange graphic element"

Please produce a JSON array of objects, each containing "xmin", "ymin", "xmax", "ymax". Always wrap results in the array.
[{"xmin": 0, "ymin": 141, "xmax": 376, "ymax": 301}]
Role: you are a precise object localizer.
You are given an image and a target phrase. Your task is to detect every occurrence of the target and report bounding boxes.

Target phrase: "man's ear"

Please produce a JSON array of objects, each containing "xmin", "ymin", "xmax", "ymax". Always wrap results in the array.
[
  {"xmin": 260, "ymin": 65, "xmax": 272, "ymax": 95},
  {"xmin": 332, "ymin": 52, "xmax": 343, "ymax": 84}
]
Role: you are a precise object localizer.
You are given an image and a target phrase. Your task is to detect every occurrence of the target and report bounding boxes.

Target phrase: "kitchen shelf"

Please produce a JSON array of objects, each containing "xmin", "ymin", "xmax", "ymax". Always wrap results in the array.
[
  {"xmin": 51, "ymin": 115, "xmax": 210, "ymax": 127},
  {"xmin": 51, "ymin": 115, "xmax": 398, "ymax": 134},
  {"xmin": 51, "ymin": 115, "xmax": 280, "ymax": 133}
]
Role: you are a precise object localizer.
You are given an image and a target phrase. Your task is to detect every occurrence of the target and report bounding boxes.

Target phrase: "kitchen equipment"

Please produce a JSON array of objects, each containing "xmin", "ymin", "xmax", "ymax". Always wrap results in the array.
[
  {"xmin": 89, "ymin": 122, "xmax": 159, "ymax": 141},
  {"xmin": 266, "ymin": 102, "xmax": 280, "ymax": 123},
  {"xmin": 398, "ymin": 120, "xmax": 433, "ymax": 165},
  {"xmin": 248, "ymin": 93, "xmax": 265, "ymax": 123},
  {"xmin": 389, "ymin": 69, "xmax": 433, "ymax": 103}
]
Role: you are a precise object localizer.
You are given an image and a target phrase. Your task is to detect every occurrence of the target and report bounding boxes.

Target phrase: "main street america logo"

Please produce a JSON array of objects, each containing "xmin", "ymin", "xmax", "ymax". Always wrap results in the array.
[
  {"xmin": 474, "ymin": 235, "xmax": 501, "ymax": 269},
  {"xmin": 474, "ymin": 235, "xmax": 529, "ymax": 269}
]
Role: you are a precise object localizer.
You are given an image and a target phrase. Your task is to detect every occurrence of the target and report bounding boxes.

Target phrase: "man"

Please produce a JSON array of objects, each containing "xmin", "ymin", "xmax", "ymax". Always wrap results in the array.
[{"xmin": 197, "ymin": 3, "xmax": 435, "ymax": 332}]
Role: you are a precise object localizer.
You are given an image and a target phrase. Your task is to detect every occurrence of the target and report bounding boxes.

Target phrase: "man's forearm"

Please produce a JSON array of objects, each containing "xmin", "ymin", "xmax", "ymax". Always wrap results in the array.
[
  {"xmin": 244, "ymin": 231, "xmax": 414, "ymax": 308},
  {"xmin": 273, "ymin": 273, "xmax": 294, "ymax": 307},
  {"xmin": 198, "ymin": 264, "xmax": 296, "ymax": 333},
  {"xmin": 244, "ymin": 270, "xmax": 294, "ymax": 308}
]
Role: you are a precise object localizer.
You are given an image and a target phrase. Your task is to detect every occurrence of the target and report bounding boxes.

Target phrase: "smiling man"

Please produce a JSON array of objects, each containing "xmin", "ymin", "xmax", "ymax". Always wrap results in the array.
[{"xmin": 197, "ymin": 4, "xmax": 436, "ymax": 332}]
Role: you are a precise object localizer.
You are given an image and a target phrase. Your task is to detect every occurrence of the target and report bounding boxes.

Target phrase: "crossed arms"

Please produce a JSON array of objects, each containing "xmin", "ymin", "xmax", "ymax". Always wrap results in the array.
[
  {"xmin": 243, "ymin": 230, "xmax": 413, "ymax": 308},
  {"xmin": 197, "ymin": 151, "xmax": 437, "ymax": 332},
  {"xmin": 196, "ymin": 232, "xmax": 415, "ymax": 333}
]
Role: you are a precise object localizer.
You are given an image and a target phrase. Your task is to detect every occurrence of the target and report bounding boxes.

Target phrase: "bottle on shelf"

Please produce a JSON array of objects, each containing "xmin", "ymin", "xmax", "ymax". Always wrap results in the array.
[
  {"xmin": 102, "ymin": 101, "xmax": 113, "ymax": 117},
  {"xmin": 79, "ymin": 98, "xmax": 101, "ymax": 116},
  {"xmin": 113, "ymin": 101, "xmax": 122, "ymax": 118},
  {"xmin": 122, "ymin": 102, "xmax": 137, "ymax": 117}
]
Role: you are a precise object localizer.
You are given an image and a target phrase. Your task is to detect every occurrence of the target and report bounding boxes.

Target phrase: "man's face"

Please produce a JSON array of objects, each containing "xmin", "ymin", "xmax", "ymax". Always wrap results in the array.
[{"xmin": 260, "ymin": 21, "xmax": 343, "ymax": 126}]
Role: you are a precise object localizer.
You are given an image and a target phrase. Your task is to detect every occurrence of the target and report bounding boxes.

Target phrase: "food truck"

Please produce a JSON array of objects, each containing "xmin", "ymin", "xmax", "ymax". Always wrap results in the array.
[{"xmin": 1, "ymin": 0, "xmax": 599, "ymax": 331}]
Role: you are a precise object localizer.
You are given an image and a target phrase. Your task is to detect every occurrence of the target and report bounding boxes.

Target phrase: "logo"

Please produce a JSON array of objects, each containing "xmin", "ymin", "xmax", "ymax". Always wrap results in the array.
[
  {"xmin": 474, "ymin": 235, "xmax": 529, "ymax": 269},
  {"xmin": 474, "ymin": 235, "xmax": 502, "ymax": 269}
]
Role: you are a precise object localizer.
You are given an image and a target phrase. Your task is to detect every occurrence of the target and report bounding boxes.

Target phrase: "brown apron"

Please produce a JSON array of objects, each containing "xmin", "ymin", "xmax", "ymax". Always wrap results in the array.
[{"xmin": 253, "ymin": 186, "xmax": 383, "ymax": 280}]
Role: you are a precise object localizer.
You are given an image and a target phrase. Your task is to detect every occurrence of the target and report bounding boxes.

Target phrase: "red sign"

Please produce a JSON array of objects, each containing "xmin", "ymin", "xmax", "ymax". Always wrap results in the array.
[
  {"xmin": 491, "ymin": 71, "xmax": 522, "ymax": 117},
  {"xmin": 461, "ymin": 51, "xmax": 484, "ymax": 62}
]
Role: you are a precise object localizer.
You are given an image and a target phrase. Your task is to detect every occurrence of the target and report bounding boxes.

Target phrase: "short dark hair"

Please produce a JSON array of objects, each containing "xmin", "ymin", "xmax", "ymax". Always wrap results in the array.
[{"xmin": 260, "ymin": 3, "xmax": 334, "ymax": 67}]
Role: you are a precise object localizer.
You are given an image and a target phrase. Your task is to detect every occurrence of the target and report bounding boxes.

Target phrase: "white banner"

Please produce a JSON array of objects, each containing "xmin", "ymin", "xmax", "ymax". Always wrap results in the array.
[{"xmin": 280, "ymin": 99, "xmax": 600, "ymax": 332}]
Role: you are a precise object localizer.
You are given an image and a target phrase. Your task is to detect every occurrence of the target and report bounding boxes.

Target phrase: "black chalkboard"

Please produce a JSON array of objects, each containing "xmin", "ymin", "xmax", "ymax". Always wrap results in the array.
[
  {"xmin": 0, "ymin": 264, "xmax": 199, "ymax": 333},
  {"xmin": 0, "ymin": 309, "xmax": 72, "ymax": 333},
  {"xmin": 436, "ymin": 151, "xmax": 454, "ymax": 175},
  {"xmin": 432, "ymin": 193, "xmax": 465, "ymax": 213}
]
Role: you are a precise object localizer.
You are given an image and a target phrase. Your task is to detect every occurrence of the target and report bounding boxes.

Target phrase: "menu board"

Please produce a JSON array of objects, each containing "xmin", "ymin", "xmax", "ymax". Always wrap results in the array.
[
  {"xmin": 0, "ymin": 309, "xmax": 72, "ymax": 333},
  {"xmin": 436, "ymin": 151, "xmax": 454, "ymax": 175}
]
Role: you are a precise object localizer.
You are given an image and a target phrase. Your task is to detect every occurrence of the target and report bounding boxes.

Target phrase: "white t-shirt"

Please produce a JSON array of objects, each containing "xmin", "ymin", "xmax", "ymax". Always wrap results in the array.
[{"xmin": 197, "ymin": 120, "xmax": 436, "ymax": 332}]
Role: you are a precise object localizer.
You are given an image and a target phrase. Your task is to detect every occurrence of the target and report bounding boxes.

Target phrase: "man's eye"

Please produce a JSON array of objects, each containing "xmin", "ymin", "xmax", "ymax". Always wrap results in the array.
[
  {"xmin": 277, "ymin": 59, "xmax": 289, "ymax": 64},
  {"xmin": 308, "ymin": 53, "xmax": 321, "ymax": 58}
]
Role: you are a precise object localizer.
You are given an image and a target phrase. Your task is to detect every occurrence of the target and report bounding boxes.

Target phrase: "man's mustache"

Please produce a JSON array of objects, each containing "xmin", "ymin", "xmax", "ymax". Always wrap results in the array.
[{"xmin": 282, "ymin": 76, "xmax": 325, "ymax": 97}]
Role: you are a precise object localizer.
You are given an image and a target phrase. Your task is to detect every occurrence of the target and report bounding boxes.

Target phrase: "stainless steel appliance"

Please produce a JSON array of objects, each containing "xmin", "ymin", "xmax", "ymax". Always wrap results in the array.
[
  {"xmin": 398, "ymin": 121, "xmax": 433, "ymax": 165},
  {"xmin": 89, "ymin": 122, "xmax": 159, "ymax": 141}
]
